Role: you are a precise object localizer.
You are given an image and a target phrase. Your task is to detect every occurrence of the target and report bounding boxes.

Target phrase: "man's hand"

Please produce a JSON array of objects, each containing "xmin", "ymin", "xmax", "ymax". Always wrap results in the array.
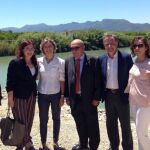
[{"xmin": 92, "ymin": 100, "xmax": 100, "ymax": 107}]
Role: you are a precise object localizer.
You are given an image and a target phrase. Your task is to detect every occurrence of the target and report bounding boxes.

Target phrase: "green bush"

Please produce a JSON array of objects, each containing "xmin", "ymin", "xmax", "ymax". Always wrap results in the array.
[{"xmin": 0, "ymin": 30, "xmax": 150, "ymax": 56}]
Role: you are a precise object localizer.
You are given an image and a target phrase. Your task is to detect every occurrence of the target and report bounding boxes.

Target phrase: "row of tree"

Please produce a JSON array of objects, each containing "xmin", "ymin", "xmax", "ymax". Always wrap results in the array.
[{"xmin": 0, "ymin": 29, "xmax": 150, "ymax": 56}]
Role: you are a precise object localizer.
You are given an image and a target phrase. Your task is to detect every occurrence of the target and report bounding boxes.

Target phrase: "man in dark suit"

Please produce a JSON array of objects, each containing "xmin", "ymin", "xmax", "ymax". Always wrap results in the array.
[
  {"xmin": 65, "ymin": 39, "xmax": 101, "ymax": 150},
  {"xmin": 96, "ymin": 34, "xmax": 133, "ymax": 150}
]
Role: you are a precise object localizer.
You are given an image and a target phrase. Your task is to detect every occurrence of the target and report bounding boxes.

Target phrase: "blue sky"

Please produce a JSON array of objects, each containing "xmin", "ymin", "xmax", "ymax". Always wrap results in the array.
[{"xmin": 0, "ymin": 0, "xmax": 150, "ymax": 28}]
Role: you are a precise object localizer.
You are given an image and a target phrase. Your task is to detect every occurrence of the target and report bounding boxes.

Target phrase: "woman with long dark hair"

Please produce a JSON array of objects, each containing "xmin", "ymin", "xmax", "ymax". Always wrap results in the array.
[{"xmin": 6, "ymin": 40, "xmax": 38, "ymax": 150}]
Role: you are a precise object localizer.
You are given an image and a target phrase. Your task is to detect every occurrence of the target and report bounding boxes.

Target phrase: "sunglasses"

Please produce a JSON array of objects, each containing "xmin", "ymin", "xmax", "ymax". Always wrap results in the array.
[
  {"xmin": 70, "ymin": 46, "xmax": 81, "ymax": 50},
  {"xmin": 133, "ymin": 44, "xmax": 144, "ymax": 49}
]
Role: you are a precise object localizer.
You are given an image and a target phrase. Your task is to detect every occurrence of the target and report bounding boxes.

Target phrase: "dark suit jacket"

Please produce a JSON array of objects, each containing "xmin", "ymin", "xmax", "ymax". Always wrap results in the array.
[
  {"xmin": 65, "ymin": 54, "xmax": 101, "ymax": 112},
  {"xmin": 6, "ymin": 59, "xmax": 38, "ymax": 99},
  {"xmin": 96, "ymin": 50, "xmax": 133, "ymax": 103}
]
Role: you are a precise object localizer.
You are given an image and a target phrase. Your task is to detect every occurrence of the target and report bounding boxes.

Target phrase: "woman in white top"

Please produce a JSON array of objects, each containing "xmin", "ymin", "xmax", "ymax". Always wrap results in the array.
[
  {"xmin": 126, "ymin": 36, "xmax": 150, "ymax": 150},
  {"xmin": 38, "ymin": 38, "xmax": 65, "ymax": 150}
]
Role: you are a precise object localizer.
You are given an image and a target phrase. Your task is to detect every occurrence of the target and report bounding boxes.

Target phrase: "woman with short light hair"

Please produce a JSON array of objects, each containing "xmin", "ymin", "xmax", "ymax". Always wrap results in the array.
[{"xmin": 38, "ymin": 38, "xmax": 65, "ymax": 150}]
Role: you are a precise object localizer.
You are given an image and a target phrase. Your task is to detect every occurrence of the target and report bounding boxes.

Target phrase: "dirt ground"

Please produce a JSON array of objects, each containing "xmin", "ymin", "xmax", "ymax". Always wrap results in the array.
[{"xmin": 0, "ymin": 90, "xmax": 138, "ymax": 150}]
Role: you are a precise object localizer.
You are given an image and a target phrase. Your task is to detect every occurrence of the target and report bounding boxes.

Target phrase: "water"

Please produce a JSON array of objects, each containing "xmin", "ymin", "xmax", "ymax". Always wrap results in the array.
[
  {"xmin": 0, "ymin": 49, "xmax": 130, "ymax": 89},
  {"xmin": 0, "ymin": 56, "xmax": 15, "ymax": 89}
]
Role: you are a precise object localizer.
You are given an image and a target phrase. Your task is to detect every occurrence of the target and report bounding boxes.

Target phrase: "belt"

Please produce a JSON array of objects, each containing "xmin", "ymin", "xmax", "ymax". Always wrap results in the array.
[{"xmin": 106, "ymin": 88, "xmax": 119, "ymax": 94}]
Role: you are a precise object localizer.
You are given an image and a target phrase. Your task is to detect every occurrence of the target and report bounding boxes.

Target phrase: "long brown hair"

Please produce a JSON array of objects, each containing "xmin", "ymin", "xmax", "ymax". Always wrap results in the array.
[
  {"xmin": 18, "ymin": 40, "xmax": 37, "ymax": 66},
  {"xmin": 130, "ymin": 36, "xmax": 150, "ymax": 58}
]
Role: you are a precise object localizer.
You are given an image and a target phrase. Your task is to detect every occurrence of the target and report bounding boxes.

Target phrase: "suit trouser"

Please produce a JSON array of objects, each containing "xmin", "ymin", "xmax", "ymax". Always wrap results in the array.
[
  {"xmin": 71, "ymin": 95, "xmax": 100, "ymax": 150},
  {"xmin": 38, "ymin": 92, "xmax": 61, "ymax": 144},
  {"xmin": 105, "ymin": 91, "xmax": 133, "ymax": 150},
  {"xmin": 130, "ymin": 104, "xmax": 150, "ymax": 150}
]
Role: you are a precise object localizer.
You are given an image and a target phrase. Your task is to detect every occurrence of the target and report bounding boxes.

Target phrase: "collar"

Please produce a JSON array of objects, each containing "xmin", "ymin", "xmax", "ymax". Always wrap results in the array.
[
  {"xmin": 74, "ymin": 54, "xmax": 85, "ymax": 61},
  {"xmin": 107, "ymin": 51, "xmax": 118, "ymax": 59}
]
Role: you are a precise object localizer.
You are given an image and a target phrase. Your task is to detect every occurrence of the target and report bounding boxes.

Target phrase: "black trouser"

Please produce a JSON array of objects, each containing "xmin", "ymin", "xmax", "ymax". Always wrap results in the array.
[
  {"xmin": 71, "ymin": 95, "xmax": 100, "ymax": 150},
  {"xmin": 38, "ymin": 92, "xmax": 61, "ymax": 144},
  {"xmin": 105, "ymin": 91, "xmax": 133, "ymax": 150}
]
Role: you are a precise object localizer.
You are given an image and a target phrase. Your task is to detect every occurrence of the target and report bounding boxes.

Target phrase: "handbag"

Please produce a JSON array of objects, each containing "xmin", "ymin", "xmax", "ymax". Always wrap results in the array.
[{"xmin": 0, "ymin": 109, "xmax": 25, "ymax": 146}]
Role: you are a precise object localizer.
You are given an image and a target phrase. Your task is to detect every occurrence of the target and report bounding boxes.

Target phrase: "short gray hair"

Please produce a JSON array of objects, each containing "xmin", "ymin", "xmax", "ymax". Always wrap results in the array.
[{"xmin": 102, "ymin": 33, "xmax": 118, "ymax": 43}]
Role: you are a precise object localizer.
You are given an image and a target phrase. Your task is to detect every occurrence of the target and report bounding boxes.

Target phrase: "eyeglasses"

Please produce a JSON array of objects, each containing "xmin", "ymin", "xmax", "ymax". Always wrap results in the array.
[
  {"xmin": 70, "ymin": 46, "xmax": 81, "ymax": 51},
  {"xmin": 133, "ymin": 44, "xmax": 144, "ymax": 49}
]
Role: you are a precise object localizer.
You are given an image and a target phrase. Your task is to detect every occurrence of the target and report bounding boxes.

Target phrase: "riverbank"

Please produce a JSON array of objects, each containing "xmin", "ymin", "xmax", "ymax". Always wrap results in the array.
[{"xmin": 0, "ymin": 90, "xmax": 138, "ymax": 150}]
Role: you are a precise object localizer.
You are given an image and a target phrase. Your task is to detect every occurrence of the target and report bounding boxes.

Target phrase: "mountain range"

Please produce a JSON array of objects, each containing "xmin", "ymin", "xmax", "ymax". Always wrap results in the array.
[{"xmin": 1, "ymin": 19, "xmax": 150, "ymax": 32}]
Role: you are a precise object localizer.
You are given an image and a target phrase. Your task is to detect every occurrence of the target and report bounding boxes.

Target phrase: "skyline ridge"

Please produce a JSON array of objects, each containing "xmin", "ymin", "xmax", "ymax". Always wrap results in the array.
[
  {"xmin": 1, "ymin": 19, "xmax": 150, "ymax": 29},
  {"xmin": 1, "ymin": 19, "xmax": 150, "ymax": 32}
]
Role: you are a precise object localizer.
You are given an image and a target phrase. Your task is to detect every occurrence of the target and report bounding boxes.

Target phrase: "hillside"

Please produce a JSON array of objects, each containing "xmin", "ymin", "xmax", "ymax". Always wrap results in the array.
[{"xmin": 1, "ymin": 19, "xmax": 150, "ymax": 32}]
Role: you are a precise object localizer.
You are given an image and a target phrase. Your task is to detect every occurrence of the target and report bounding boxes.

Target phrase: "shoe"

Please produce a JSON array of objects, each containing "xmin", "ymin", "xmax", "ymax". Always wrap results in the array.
[
  {"xmin": 16, "ymin": 147, "xmax": 24, "ymax": 150},
  {"xmin": 26, "ymin": 146, "xmax": 37, "ymax": 150},
  {"xmin": 39, "ymin": 145, "xmax": 51, "ymax": 150},
  {"xmin": 25, "ymin": 141, "xmax": 37, "ymax": 150},
  {"xmin": 72, "ymin": 144, "xmax": 88, "ymax": 150},
  {"xmin": 107, "ymin": 147, "xmax": 118, "ymax": 150},
  {"xmin": 30, "ymin": 146, "xmax": 37, "ymax": 150},
  {"xmin": 53, "ymin": 143, "xmax": 66, "ymax": 150}
]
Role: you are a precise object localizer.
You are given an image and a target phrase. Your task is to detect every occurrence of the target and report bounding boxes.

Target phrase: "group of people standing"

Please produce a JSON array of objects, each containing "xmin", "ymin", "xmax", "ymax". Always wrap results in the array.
[{"xmin": 5, "ymin": 33, "xmax": 150, "ymax": 150}]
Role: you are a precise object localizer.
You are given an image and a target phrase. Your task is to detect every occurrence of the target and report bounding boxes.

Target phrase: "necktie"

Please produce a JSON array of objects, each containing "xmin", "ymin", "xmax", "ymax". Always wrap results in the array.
[{"xmin": 75, "ymin": 59, "xmax": 80, "ymax": 93}]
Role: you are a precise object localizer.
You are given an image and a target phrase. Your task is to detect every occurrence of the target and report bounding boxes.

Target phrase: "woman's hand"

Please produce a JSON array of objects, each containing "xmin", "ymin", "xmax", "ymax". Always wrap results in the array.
[
  {"xmin": 59, "ymin": 95, "xmax": 64, "ymax": 107},
  {"xmin": 8, "ymin": 91, "xmax": 14, "ymax": 108},
  {"xmin": 65, "ymin": 98, "xmax": 70, "ymax": 106},
  {"xmin": 146, "ymin": 71, "xmax": 150, "ymax": 78},
  {"xmin": 92, "ymin": 100, "xmax": 100, "ymax": 107},
  {"xmin": 8, "ymin": 97, "xmax": 14, "ymax": 108}
]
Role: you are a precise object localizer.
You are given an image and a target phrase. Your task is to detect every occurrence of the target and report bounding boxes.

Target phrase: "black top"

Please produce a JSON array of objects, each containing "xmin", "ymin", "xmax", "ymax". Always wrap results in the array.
[{"xmin": 6, "ymin": 59, "xmax": 38, "ymax": 99}]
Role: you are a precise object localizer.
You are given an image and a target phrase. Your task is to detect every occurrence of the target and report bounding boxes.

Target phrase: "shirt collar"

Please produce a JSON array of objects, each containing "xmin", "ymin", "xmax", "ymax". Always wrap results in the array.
[
  {"xmin": 107, "ymin": 51, "xmax": 118, "ymax": 59},
  {"xmin": 80, "ymin": 54, "xmax": 85, "ymax": 61},
  {"xmin": 44, "ymin": 55, "xmax": 56, "ymax": 63},
  {"xmin": 75, "ymin": 54, "xmax": 85, "ymax": 61}
]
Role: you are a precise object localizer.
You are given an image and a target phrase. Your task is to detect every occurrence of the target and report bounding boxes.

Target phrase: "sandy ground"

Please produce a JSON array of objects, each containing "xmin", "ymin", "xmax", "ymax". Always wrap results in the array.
[{"xmin": 0, "ymin": 90, "xmax": 139, "ymax": 150}]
